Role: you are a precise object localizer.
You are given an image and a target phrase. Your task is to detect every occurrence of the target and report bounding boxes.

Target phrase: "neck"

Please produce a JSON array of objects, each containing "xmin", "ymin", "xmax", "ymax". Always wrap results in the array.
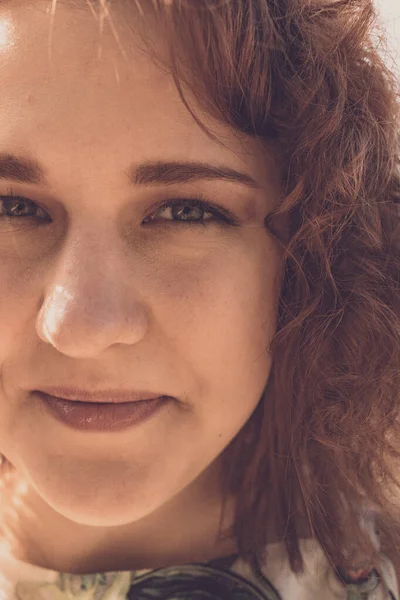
[{"xmin": 0, "ymin": 459, "xmax": 238, "ymax": 574}]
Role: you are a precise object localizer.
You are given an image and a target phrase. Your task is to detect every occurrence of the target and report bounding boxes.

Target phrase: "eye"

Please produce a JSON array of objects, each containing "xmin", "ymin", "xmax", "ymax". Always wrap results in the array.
[
  {"xmin": 143, "ymin": 196, "xmax": 239, "ymax": 227},
  {"xmin": 0, "ymin": 192, "xmax": 241, "ymax": 229},
  {"xmin": 0, "ymin": 192, "xmax": 49, "ymax": 222}
]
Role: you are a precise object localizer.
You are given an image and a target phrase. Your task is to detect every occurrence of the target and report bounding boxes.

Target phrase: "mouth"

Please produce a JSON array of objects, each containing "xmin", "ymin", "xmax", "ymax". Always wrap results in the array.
[{"xmin": 35, "ymin": 391, "xmax": 171, "ymax": 432}]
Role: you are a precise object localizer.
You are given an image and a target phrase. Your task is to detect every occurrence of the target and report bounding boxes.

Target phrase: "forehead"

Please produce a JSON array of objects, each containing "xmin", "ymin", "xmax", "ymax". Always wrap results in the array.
[
  {"xmin": 0, "ymin": 3, "xmax": 182, "ymax": 135},
  {"xmin": 0, "ymin": 1, "xmax": 280, "ymax": 193}
]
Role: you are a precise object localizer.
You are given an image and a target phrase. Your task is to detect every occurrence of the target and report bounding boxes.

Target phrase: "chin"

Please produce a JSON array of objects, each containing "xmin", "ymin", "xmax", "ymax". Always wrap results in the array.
[
  {"xmin": 47, "ymin": 493, "xmax": 163, "ymax": 527},
  {"xmin": 23, "ymin": 465, "xmax": 165, "ymax": 527}
]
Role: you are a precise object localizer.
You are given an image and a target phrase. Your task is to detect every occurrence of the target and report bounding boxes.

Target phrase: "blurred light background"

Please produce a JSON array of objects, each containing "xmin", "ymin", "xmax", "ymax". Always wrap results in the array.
[{"xmin": 374, "ymin": 0, "xmax": 399, "ymax": 79}]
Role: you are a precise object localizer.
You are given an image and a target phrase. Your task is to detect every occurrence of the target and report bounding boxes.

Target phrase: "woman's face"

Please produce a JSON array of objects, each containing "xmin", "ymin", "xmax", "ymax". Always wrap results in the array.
[{"xmin": 0, "ymin": 1, "xmax": 284, "ymax": 527}]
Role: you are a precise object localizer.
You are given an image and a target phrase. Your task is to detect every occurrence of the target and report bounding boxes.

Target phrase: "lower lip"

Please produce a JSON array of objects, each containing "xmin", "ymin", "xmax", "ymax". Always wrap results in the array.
[{"xmin": 36, "ymin": 392, "xmax": 170, "ymax": 432}]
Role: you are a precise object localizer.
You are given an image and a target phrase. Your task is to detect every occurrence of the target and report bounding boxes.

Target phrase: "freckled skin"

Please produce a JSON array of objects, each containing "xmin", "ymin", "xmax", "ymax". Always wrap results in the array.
[{"xmin": 0, "ymin": 2, "xmax": 285, "ymax": 574}]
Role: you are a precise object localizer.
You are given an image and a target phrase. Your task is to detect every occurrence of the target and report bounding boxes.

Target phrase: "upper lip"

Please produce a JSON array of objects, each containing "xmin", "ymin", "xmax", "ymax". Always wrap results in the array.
[{"xmin": 34, "ymin": 386, "xmax": 167, "ymax": 404}]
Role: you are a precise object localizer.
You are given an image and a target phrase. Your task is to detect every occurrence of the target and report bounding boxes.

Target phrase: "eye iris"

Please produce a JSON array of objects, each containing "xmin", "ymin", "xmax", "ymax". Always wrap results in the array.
[
  {"xmin": 172, "ymin": 202, "xmax": 203, "ymax": 221},
  {"xmin": 4, "ymin": 198, "xmax": 29, "ymax": 217}
]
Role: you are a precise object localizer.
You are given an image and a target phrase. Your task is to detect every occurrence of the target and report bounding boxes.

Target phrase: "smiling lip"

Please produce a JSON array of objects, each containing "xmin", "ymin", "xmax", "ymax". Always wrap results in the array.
[
  {"xmin": 35, "ymin": 392, "xmax": 170, "ymax": 431},
  {"xmin": 34, "ymin": 386, "xmax": 168, "ymax": 404}
]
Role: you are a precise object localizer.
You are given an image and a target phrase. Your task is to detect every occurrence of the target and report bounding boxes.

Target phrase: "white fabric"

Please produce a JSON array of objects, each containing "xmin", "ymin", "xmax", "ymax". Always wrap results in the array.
[{"xmin": 231, "ymin": 537, "xmax": 399, "ymax": 600}]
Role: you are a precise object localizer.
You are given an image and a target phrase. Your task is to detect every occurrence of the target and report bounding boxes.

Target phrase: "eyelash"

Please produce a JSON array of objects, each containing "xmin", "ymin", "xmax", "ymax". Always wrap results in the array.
[{"xmin": 0, "ymin": 190, "xmax": 240, "ymax": 228}]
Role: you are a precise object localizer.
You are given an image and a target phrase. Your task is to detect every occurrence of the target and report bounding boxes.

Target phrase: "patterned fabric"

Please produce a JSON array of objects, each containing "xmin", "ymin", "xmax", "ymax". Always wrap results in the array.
[
  {"xmin": 0, "ymin": 537, "xmax": 398, "ymax": 600},
  {"xmin": 230, "ymin": 539, "xmax": 399, "ymax": 600}
]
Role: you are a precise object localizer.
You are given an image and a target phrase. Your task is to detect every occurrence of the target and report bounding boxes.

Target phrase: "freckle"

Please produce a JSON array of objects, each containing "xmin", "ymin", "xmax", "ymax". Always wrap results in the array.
[{"xmin": 26, "ymin": 94, "xmax": 35, "ymax": 105}]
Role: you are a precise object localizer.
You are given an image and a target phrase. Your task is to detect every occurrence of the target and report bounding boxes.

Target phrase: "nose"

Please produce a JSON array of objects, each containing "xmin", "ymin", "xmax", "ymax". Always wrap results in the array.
[{"xmin": 35, "ymin": 234, "xmax": 148, "ymax": 358}]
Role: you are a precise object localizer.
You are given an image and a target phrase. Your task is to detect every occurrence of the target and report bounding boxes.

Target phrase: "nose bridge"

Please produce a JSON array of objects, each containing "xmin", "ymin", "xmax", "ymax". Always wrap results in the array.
[
  {"xmin": 50, "ymin": 227, "xmax": 119, "ymax": 299},
  {"xmin": 35, "ymin": 228, "xmax": 146, "ymax": 357},
  {"xmin": 63, "ymin": 231, "xmax": 116, "ymax": 288}
]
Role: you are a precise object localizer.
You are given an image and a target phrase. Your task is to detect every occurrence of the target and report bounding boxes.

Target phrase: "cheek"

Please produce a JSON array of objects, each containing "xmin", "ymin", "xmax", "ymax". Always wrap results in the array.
[
  {"xmin": 150, "ymin": 239, "xmax": 280, "ymax": 417},
  {"xmin": 157, "ymin": 237, "xmax": 280, "ymax": 348},
  {"xmin": 0, "ymin": 261, "xmax": 41, "ymax": 360}
]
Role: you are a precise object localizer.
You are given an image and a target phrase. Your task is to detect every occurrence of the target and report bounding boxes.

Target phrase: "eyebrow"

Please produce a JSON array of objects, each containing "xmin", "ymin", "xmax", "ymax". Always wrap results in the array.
[
  {"xmin": 0, "ymin": 154, "xmax": 261, "ymax": 189},
  {"xmin": 129, "ymin": 161, "xmax": 261, "ymax": 189}
]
